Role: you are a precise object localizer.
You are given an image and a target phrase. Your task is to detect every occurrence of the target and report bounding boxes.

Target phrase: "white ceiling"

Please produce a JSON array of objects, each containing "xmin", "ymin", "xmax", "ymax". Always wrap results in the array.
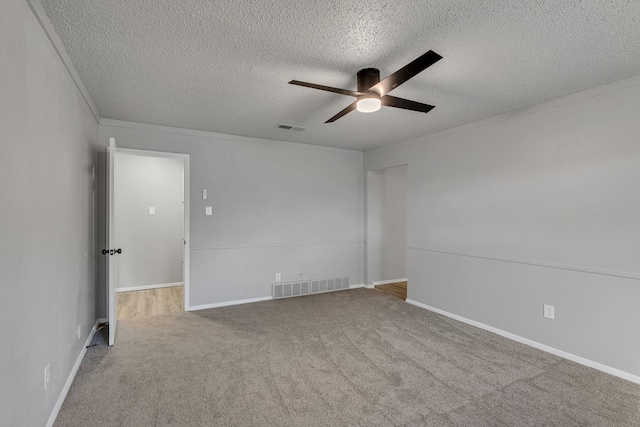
[{"xmin": 40, "ymin": 0, "xmax": 640, "ymax": 151}]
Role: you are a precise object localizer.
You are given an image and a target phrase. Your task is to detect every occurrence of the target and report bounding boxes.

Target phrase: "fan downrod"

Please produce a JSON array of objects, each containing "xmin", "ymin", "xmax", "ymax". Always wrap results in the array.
[{"xmin": 357, "ymin": 68, "xmax": 380, "ymax": 92}]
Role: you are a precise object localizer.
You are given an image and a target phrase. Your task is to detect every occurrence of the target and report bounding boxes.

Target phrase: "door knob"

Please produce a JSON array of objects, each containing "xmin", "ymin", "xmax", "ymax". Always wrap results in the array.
[{"xmin": 101, "ymin": 248, "xmax": 122, "ymax": 255}]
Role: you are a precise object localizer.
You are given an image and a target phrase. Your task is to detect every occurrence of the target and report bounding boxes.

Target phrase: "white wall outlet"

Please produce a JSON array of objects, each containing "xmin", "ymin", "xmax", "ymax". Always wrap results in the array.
[
  {"xmin": 543, "ymin": 304, "xmax": 555, "ymax": 320},
  {"xmin": 44, "ymin": 364, "xmax": 50, "ymax": 391},
  {"xmin": 275, "ymin": 273, "xmax": 281, "ymax": 282},
  {"xmin": 202, "ymin": 189, "xmax": 207, "ymax": 199},
  {"xmin": 77, "ymin": 324, "xmax": 81, "ymax": 340},
  {"xmin": 205, "ymin": 206, "xmax": 212, "ymax": 216},
  {"xmin": 149, "ymin": 206, "xmax": 155, "ymax": 215}
]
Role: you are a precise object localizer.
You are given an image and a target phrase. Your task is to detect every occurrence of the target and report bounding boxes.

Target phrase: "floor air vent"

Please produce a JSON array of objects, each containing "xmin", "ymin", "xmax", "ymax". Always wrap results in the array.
[{"xmin": 273, "ymin": 277, "xmax": 350, "ymax": 300}]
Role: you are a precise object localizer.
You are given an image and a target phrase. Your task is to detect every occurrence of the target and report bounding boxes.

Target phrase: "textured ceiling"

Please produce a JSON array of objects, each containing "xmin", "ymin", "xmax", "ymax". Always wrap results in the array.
[{"xmin": 40, "ymin": 0, "xmax": 640, "ymax": 151}]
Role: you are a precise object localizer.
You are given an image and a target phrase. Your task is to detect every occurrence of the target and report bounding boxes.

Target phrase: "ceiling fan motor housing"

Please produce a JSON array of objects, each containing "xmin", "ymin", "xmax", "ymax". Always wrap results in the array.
[{"xmin": 357, "ymin": 68, "xmax": 381, "ymax": 93}]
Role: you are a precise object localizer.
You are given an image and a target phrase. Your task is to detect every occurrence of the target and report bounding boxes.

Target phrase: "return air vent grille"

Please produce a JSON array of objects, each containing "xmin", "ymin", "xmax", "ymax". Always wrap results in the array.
[
  {"xmin": 273, "ymin": 276, "xmax": 350, "ymax": 300},
  {"xmin": 276, "ymin": 124, "xmax": 306, "ymax": 132}
]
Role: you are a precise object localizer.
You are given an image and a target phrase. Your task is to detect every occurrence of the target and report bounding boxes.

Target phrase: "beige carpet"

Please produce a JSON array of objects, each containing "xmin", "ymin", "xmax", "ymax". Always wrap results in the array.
[{"xmin": 55, "ymin": 289, "xmax": 640, "ymax": 426}]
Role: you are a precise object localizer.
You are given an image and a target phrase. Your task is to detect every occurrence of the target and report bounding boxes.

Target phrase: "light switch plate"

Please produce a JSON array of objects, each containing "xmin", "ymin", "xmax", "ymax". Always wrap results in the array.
[
  {"xmin": 202, "ymin": 189, "xmax": 207, "ymax": 199},
  {"xmin": 149, "ymin": 207, "xmax": 155, "ymax": 215},
  {"xmin": 205, "ymin": 206, "xmax": 212, "ymax": 216},
  {"xmin": 543, "ymin": 304, "xmax": 555, "ymax": 320}
]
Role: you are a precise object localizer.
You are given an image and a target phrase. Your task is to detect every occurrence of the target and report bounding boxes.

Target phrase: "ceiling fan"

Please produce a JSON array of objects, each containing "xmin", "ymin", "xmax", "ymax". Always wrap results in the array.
[{"xmin": 289, "ymin": 50, "xmax": 442, "ymax": 123}]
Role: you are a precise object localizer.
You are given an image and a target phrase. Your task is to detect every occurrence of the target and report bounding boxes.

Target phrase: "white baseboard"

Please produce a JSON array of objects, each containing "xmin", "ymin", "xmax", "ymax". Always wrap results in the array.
[
  {"xmin": 349, "ymin": 284, "xmax": 366, "ymax": 289},
  {"xmin": 406, "ymin": 299, "xmax": 640, "ymax": 385},
  {"xmin": 188, "ymin": 296, "xmax": 273, "ymax": 311},
  {"xmin": 372, "ymin": 278, "xmax": 407, "ymax": 286},
  {"xmin": 116, "ymin": 282, "xmax": 183, "ymax": 293},
  {"xmin": 364, "ymin": 284, "xmax": 375, "ymax": 289},
  {"xmin": 46, "ymin": 319, "xmax": 100, "ymax": 427}
]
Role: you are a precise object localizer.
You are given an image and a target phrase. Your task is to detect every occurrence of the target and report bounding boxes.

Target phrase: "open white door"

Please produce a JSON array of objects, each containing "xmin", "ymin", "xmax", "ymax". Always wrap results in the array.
[{"xmin": 107, "ymin": 137, "xmax": 119, "ymax": 345}]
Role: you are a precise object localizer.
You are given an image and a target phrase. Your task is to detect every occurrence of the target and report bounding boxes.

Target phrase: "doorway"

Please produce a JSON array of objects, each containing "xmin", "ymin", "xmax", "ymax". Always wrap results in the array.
[
  {"xmin": 366, "ymin": 165, "xmax": 408, "ymax": 300},
  {"xmin": 106, "ymin": 142, "xmax": 190, "ymax": 344}
]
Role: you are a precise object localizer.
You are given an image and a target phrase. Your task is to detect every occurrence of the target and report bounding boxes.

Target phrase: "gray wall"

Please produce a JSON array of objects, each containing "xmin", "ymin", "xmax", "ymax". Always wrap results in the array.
[
  {"xmin": 115, "ymin": 154, "xmax": 184, "ymax": 288},
  {"xmin": 0, "ymin": 0, "xmax": 98, "ymax": 424},
  {"xmin": 367, "ymin": 165, "xmax": 407, "ymax": 284},
  {"xmin": 364, "ymin": 78, "xmax": 640, "ymax": 377},
  {"xmin": 98, "ymin": 122, "xmax": 363, "ymax": 309}
]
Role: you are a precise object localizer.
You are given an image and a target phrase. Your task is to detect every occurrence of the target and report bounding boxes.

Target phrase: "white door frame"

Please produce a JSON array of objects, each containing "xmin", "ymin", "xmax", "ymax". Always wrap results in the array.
[
  {"xmin": 115, "ymin": 147, "xmax": 192, "ymax": 312},
  {"xmin": 107, "ymin": 138, "xmax": 118, "ymax": 345}
]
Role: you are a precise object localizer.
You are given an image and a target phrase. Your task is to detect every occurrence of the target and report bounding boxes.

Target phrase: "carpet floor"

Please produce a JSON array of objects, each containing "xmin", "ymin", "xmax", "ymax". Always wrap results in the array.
[{"xmin": 55, "ymin": 289, "xmax": 640, "ymax": 426}]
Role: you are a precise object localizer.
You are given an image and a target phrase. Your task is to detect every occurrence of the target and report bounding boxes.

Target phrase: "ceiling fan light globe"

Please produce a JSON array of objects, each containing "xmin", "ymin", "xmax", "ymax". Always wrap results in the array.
[{"xmin": 357, "ymin": 97, "xmax": 381, "ymax": 113}]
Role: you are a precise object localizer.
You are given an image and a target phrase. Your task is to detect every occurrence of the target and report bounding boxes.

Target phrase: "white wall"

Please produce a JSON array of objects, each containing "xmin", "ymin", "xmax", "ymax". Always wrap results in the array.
[
  {"xmin": 367, "ymin": 165, "xmax": 407, "ymax": 284},
  {"xmin": 98, "ymin": 121, "xmax": 363, "ymax": 308},
  {"xmin": 115, "ymin": 154, "xmax": 184, "ymax": 289},
  {"xmin": 0, "ymin": 0, "xmax": 98, "ymax": 425},
  {"xmin": 364, "ymin": 76, "xmax": 640, "ymax": 379}
]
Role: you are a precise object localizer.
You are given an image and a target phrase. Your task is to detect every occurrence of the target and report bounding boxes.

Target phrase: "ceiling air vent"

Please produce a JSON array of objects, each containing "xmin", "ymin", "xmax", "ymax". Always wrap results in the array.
[{"xmin": 276, "ymin": 124, "xmax": 306, "ymax": 132}]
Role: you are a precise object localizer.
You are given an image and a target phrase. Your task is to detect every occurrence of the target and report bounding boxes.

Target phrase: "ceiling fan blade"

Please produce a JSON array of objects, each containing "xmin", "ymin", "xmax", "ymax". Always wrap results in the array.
[
  {"xmin": 289, "ymin": 80, "xmax": 363, "ymax": 97},
  {"xmin": 382, "ymin": 95, "xmax": 435, "ymax": 114},
  {"xmin": 369, "ymin": 50, "xmax": 442, "ymax": 97},
  {"xmin": 325, "ymin": 101, "xmax": 358, "ymax": 123}
]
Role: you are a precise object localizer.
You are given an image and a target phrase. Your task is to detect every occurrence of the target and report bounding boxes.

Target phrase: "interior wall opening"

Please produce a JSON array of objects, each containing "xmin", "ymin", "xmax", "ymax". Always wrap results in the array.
[
  {"xmin": 366, "ymin": 164, "xmax": 408, "ymax": 300},
  {"xmin": 114, "ymin": 151, "xmax": 186, "ymax": 320}
]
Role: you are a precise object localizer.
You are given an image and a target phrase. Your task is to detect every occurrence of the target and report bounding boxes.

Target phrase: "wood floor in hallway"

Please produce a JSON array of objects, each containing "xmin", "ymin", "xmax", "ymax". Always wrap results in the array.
[
  {"xmin": 374, "ymin": 281, "xmax": 407, "ymax": 300},
  {"xmin": 117, "ymin": 285, "xmax": 184, "ymax": 320}
]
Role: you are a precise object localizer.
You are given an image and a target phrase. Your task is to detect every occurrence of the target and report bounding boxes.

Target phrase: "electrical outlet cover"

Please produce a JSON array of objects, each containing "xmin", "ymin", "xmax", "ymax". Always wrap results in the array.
[{"xmin": 543, "ymin": 304, "xmax": 555, "ymax": 320}]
